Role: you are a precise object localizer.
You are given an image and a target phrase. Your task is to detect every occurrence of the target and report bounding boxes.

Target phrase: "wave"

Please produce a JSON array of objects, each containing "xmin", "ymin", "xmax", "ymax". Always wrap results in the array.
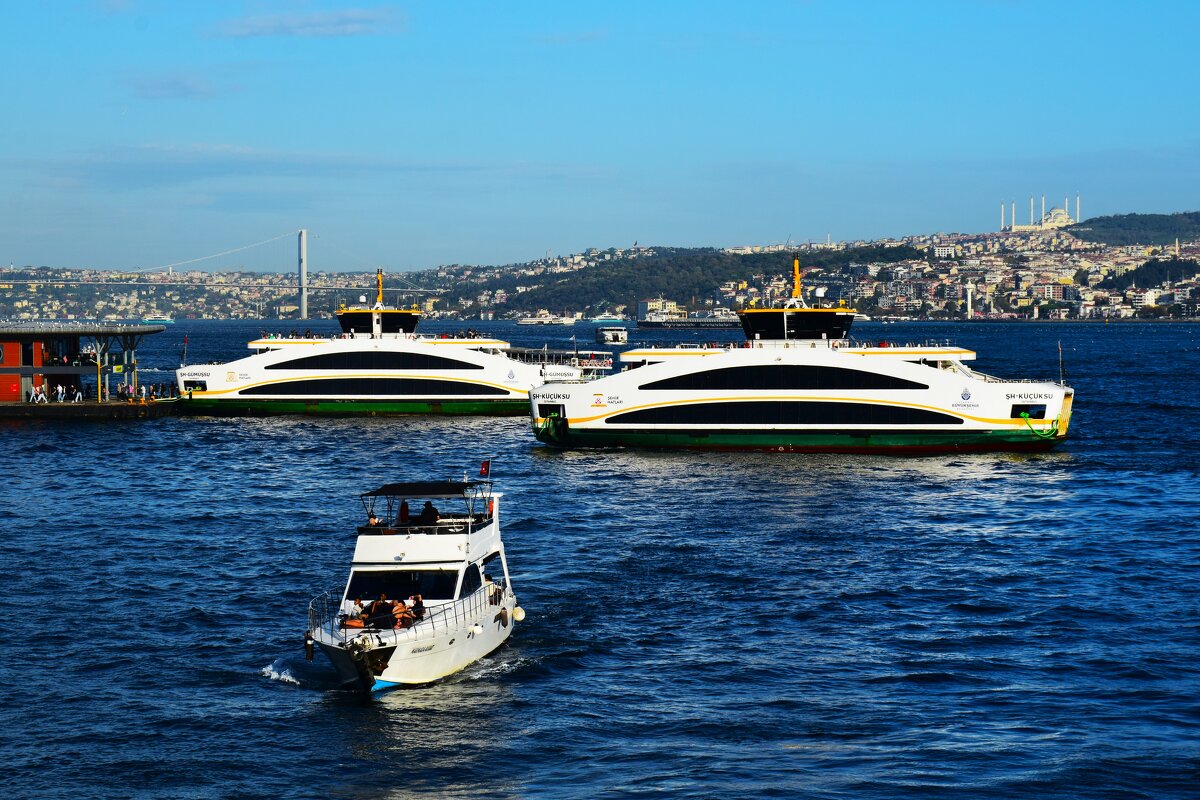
[{"xmin": 261, "ymin": 659, "xmax": 301, "ymax": 686}]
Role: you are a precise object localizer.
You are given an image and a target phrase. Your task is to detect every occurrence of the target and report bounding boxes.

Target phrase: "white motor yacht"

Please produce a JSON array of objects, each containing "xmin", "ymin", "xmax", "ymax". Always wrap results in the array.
[{"xmin": 306, "ymin": 473, "xmax": 523, "ymax": 693}]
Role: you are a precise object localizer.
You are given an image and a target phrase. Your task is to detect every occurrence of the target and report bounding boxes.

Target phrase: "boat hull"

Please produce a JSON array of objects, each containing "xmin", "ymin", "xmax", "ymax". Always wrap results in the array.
[
  {"xmin": 316, "ymin": 595, "xmax": 516, "ymax": 691},
  {"xmin": 180, "ymin": 396, "xmax": 528, "ymax": 416},
  {"xmin": 531, "ymin": 423, "xmax": 1066, "ymax": 453},
  {"xmin": 637, "ymin": 319, "xmax": 742, "ymax": 329}
]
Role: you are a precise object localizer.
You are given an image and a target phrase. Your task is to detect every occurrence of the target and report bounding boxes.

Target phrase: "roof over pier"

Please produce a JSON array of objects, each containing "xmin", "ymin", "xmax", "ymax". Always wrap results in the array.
[{"xmin": 0, "ymin": 322, "xmax": 166, "ymax": 337}]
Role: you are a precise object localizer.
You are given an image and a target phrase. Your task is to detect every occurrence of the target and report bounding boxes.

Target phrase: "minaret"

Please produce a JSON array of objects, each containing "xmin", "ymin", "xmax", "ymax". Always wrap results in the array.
[
  {"xmin": 1041, "ymin": 194, "xmax": 1046, "ymax": 226},
  {"xmin": 1001, "ymin": 203, "xmax": 1005, "ymax": 231},
  {"xmin": 1012, "ymin": 201, "xmax": 1016, "ymax": 229},
  {"xmin": 1030, "ymin": 195, "xmax": 1034, "ymax": 226},
  {"xmin": 1076, "ymin": 193, "xmax": 1081, "ymax": 223}
]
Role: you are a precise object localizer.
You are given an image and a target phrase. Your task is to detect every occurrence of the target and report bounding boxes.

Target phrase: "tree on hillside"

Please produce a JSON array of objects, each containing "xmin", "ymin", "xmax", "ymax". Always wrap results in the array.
[{"xmin": 1095, "ymin": 257, "xmax": 1199, "ymax": 291}]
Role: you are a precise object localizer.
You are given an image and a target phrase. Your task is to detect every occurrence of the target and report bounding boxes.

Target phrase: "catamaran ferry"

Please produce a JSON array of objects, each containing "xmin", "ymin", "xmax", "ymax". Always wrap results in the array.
[
  {"xmin": 176, "ymin": 271, "xmax": 610, "ymax": 415},
  {"xmin": 529, "ymin": 255, "xmax": 1073, "ymax": 453}
]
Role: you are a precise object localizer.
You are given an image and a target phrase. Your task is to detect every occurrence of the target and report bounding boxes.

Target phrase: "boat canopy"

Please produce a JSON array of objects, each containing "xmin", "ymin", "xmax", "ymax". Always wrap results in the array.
[{"xmin": 362, "ymin": 481, "xmax": 482, "ymax": 499}]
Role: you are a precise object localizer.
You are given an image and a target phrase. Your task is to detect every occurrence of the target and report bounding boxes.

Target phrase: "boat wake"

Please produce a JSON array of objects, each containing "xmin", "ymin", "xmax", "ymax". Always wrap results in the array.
[
  {"xmin": 456, "ymin": 650, "xmax": 536, "ymax": 682},
  {"xmin": 261, "ymin": 659, "xmax": 301, "ymax": 686}
]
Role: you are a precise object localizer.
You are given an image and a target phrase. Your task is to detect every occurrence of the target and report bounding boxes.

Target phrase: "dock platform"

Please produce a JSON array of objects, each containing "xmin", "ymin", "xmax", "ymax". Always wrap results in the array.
[{"xmin": 0, "ymin": 400, "xmax": 179, "ymax": 420}]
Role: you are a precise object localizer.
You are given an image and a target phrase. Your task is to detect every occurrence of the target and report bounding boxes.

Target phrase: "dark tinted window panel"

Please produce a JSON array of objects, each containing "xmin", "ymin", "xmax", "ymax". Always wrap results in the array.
[
  {"xmin": 346, "ymin": 570, "xmax": 458, "ymax": 602},
  {"xmin": 1011, "ymin": 404, "xmax": 1047, "ymax": 419},
  {"xmin": 266, "ymin": 351, "xmax": 481, "ymax": 370},
  {"xmin": 239, "ymin": 378, "xmax": 509, "ymax": 396},
  {"xmin": 459, "ymin": 564, "xmax": 482, "ymax": 599},
  {"xmin": 605, "ymin": 401, "xmax": 963, "ymax": 426},
  {"xmin": 640, "ymin": 365, "xmax": 926, "ymax": 391}
]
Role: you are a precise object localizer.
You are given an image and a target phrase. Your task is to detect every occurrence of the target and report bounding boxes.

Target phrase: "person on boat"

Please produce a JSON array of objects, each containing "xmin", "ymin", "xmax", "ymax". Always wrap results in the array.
[
  {"xmin": 406, "ymin": 594, "xmax": 425, "ymax": 621},
  {"xmin": 392, "ymin": 600, "xmax": 415, "ymax": 628},
  {"xmin": 349, "ymin": 597, "xmax": 364, "ymax": 619},
  {"xmin": 366, "ymin": 593, "xmax": 394, "ymax": 625},
  {"xmin": 367, "ymin": 513, "xmax": 383, "ymax": 527},
  {"xmin": 399, "ymin": 500, "xmax": 410, "ymax": 525},
  {"xmin": 418, "ymin": 501, "xmax": 440, "ymax": 525},
  {"xmin": 484, "ymin": 574, "xmax": 503, "ymax": 605}
]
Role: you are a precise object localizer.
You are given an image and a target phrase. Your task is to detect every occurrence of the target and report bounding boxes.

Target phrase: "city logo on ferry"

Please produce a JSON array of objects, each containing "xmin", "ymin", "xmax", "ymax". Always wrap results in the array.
[
  {"xmin": 507, "ymin": 370, "xmax": 516, "ymax": 380},
  {"xmin": 591, "ymin": 393, "xmax": 606, "ymax": 407},
  {"xmin": 961, "ymin": 387, "xmax": 971, "ymax": 401}
]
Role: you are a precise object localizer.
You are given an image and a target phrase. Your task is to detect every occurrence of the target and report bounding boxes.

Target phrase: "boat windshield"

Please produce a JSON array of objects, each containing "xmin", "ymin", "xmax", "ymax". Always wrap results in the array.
[{"xmin": 346, "ymin": 569, "xmax": 458, "ymax": 602}]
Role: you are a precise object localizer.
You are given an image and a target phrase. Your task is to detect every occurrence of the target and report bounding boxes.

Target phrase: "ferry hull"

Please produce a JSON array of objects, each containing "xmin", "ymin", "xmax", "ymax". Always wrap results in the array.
[
  {"xmin": 637, "ymin": 319, "xmax": 742, "ymax": 329},
  {"xmin": 180, "ymin": 397, "xmax": 528, "ymax": 416},
  {"xmin": 531, "ymin": 424, "xmax": 1067, "ymax": 453}
]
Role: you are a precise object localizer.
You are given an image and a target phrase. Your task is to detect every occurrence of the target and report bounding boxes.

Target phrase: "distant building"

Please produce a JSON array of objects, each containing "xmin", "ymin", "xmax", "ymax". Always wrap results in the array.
[{"xmin": 1003, "ymin": 193, "xmax": 1080, "ymax": 232}]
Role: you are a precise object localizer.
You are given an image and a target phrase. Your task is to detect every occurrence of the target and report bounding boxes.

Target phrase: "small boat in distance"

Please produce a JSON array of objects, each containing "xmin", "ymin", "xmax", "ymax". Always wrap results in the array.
[
  {"xmin": 142, "ymin": 315, "xmax": 174, "ymax": 324},
  {"xmin": 306, "ymin": 469, "xmax": 523, "ymax": 693},
  {"xmin": 595, "ymin": 325, "xmax": 628, "ymax": 344}
]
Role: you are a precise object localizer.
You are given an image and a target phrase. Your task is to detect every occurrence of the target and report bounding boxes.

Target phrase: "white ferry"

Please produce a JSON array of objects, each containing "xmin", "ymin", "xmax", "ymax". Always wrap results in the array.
[
  {"xmin": 306, "ymin": 474, "xmax": 523, "ymax": 692},
  {"xmin": 637, "ymin": 307, "xmax": 741, "ymax": 329},
  {"xmin": 176, "ymin": 271, "xmax": 610, "ymax": 415},
  {"xmin": 517, "ymin": 314, "xmax": 576, "ymax": 326},
  {"xmin": 529, "ymin": 255, "xmax": 1074, "ymax": 453}
]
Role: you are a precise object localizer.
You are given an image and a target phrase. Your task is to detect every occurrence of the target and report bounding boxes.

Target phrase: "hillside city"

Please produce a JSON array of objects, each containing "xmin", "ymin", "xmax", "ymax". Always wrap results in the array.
[{"xmin": 3, "ymin": 209, "xmax": 1199, "ymax": 322}]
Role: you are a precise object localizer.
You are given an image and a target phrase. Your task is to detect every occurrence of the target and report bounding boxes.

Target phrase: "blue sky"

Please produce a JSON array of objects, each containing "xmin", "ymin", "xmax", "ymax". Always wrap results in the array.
[{"xmin": 2, "ymin": 1, "xmax": 1197, "ymax": 272}]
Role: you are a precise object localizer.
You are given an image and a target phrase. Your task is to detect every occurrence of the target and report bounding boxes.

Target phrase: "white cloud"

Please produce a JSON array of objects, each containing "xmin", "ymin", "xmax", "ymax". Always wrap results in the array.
[
  {"xmin": 215, "ymin": 8, "xmax": 399, "ymax": 39},
  {"xmin": 124, "ymin": 71, "xmax": 219, "ymax": 100}
]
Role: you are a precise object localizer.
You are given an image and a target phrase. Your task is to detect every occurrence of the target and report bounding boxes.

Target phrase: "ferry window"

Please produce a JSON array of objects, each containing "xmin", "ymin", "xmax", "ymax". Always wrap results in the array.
[
  {"xmin": 1011, "ymin": 404, "xmax": 1047, "ymax": 419},
  {"xmin": 346, "ymin": 570, "xmax": 458, "ymax": 602},
  {"xmin": 239, "ymin": 378, "xmax": 509, "ymax": 396},
  {"xmin": 459, "ymin": 564, "xmax": 482, "ymax": 598},
  {"xmin": 265, "ymin": 352, "xmax": 482, "ymax": 371},
  {"xmin": 537, "ymin": 403, "xmax": 564, "ymax": 418},
  {"xmin": 606, "ymin": 400, "xmax": 964, "ymax": 426},
  {"xmin": 183, "ymin": 380, "xmax": 207, "ymax": 391},
  {"xmin": 639, "ymin": 365, "xmax": 926, "ymax": 392}
]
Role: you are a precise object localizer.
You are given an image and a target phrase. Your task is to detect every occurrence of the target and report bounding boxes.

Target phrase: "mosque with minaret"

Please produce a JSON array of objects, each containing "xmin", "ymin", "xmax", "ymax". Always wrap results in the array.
[{"xmin": 1001, "ymin": 193, "xmax": 1081, "ymax": 232}]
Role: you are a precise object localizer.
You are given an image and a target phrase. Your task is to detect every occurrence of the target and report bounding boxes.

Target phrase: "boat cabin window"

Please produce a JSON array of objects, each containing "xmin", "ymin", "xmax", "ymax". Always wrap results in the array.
[
  {"xmin": 265, "ymin": 351, "xmax": 483, "ymax": 371},
  {"xmin": 346, "ymin": 569, "xmax": 458, "ymax": 602},
  {"xmin": 459, "ymin": 563, "xmax": 483, "ymax": 599},
  {"xmin": 640, "ymin": 365, "xmax": 927, "ymax": 392},
  {"xmin": 1011, "ymin": 403, "xmax": 1047, "ymax": 419}
]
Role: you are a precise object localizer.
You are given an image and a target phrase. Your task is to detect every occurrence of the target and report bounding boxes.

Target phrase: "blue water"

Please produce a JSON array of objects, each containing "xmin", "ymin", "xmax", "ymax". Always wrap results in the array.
[{"xmin": 2, "ymin": 320, "xmax": 1199, "ymax": 799}]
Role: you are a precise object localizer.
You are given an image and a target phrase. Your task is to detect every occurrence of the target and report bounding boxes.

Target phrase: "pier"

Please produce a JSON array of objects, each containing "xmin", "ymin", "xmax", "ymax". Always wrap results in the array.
[
  {"xmin": 0, "ymin": 322, "xmax": 171, "ymax": 418},
  {"xmin": 0, "ymin": 399, "xmax": 178, "ymax": 420}
]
